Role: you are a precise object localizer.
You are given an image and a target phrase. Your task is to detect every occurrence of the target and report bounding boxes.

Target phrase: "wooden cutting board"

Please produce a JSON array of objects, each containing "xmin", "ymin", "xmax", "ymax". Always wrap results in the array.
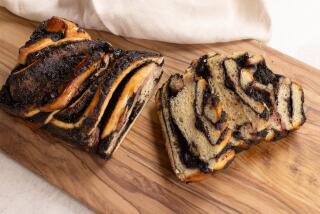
[{"xmin": 0, "ymin": 7, "xmax": 319, "ymax": 214}]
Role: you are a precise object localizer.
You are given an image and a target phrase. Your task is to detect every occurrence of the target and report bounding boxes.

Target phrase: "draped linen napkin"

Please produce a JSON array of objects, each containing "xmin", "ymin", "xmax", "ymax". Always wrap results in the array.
[{"xmin": 0, "ymin": 0, "xmax": 271, "ymax": 44}]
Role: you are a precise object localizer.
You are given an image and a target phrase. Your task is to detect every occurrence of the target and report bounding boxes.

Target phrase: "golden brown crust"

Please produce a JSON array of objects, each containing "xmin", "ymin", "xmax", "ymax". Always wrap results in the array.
[{"xmin": 19, "ymin": 17, "xmax": 91, "ymax": 65}]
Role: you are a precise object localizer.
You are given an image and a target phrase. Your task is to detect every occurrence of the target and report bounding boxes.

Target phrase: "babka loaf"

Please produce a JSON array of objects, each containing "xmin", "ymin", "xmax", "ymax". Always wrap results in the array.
[
  {"xmin": 0, "ymin": 17, "xmax": 164, "ymax": 158},
  {"xmin": 156, "ymin": 52, "xmax": 305, "ymax": 182}
]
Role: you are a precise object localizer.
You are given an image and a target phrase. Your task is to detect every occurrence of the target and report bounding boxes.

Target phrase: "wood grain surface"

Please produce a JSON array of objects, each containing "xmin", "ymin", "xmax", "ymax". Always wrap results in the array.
[{"xmin": 0, "ymin": 7, "xmax": 319, "ymax": 214}]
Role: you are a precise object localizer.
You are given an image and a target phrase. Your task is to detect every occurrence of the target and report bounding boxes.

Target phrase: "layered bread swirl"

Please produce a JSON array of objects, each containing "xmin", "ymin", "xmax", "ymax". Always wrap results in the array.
[
  {"xmin": 156, "ymin": 52, "xmax": 305, "ymax": 182},
  {"xmin": 0, "ymin": 17, "xmax": 164, "ymax": 158}
]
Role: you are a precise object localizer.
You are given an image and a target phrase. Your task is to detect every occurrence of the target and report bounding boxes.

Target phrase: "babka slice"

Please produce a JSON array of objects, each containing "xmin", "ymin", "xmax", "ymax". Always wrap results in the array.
[
  {"xmin": 156, "ymin": 52, "xmax": 305, "ymax": 182},
  {"xmin": 156, "ymin": 72, "xmax": 235, "ymax": 182},
  {"xmin": 0, "ymin": 17, "xmax": 164, "ymax": 157}
]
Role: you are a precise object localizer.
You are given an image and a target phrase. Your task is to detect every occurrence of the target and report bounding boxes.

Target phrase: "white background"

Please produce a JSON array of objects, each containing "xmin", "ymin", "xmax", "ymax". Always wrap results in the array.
[
  {"xmin": 0, "ymin": 1, "xmax": 319, "ymax": 213},
  {"xmin": 266, "ymin": 1, "xmax": 320, "ymax": 68}
]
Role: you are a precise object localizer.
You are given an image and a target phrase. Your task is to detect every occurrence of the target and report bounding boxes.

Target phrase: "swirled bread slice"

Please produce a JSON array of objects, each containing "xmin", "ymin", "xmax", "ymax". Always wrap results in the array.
[
  {"xmin": 156, "ymin": 52, "xmax": 305, "ymax": 182},
  {"xmin": 0, "ymin": 17, "xmax": 164, "ymax": 157},
  {"xmin": 156, "ymin": 72, "xmax": 235, "ymax": 182}
]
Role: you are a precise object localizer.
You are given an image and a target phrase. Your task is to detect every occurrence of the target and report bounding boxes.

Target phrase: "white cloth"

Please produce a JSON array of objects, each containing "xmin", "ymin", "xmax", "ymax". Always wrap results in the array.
[{"xmin": 0, "ymin": 0, "xmax": 271, "ymax": 44}]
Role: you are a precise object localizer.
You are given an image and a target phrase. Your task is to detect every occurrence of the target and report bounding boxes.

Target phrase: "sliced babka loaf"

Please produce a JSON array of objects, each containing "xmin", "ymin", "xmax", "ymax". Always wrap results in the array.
[
  {"xmin": 156, "ymin": 52, "xmax": 305, "ymax": 182},
  {"xmin": 0, "ymin": 17, "xmax": 164, "ymax": 158}
]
